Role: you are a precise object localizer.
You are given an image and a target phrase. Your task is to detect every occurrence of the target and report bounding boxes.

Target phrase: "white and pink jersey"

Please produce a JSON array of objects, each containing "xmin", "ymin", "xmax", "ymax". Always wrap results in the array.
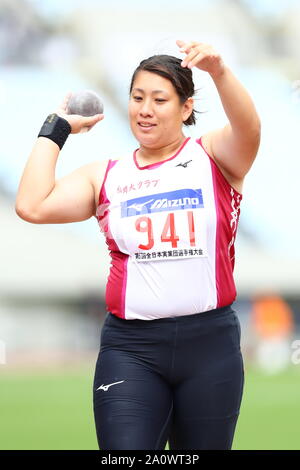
[{"xmin": 95, "ymin": 137, "xmax": 242, "ymax": 320}]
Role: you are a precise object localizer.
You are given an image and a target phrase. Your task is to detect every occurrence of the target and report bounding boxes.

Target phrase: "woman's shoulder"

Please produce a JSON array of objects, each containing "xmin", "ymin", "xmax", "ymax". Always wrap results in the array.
[
  {"xmin": 89, "ymin": 158, "xmax": 121, "ymax": 181},
  {"xmin": 199, "ymin": 132, "xmax": 244, "ymax": 195}
]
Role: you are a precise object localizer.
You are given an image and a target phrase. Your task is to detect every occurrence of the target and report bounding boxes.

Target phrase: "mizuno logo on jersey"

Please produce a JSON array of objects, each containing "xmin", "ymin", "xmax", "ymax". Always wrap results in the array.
[
  {"xmin": 121, "ymin": 188, "xmax": 204, "ymax": 217},
  {"xmin": 175, "ymin": 160, "xmax": 193, "ymax": 168},
  {"xmin": 127, "ymin": 199, "xmax": 154, "ymax": 212}
]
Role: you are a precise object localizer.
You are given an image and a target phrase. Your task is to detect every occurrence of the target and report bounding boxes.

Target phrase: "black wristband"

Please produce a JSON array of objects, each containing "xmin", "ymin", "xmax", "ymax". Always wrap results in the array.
[{"xmin": 38, "ymin": 113, "xmax": 72, "ymax": 150}]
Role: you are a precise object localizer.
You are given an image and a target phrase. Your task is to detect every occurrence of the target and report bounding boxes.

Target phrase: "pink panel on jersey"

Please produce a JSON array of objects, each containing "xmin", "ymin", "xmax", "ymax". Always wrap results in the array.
[
  {"xmin": 197, "ymin": 138, "xmax": 242, "ymax": 308},
  {"xmin": 96, "ymin": 159, "xmax": 128, "ymax": 319}
]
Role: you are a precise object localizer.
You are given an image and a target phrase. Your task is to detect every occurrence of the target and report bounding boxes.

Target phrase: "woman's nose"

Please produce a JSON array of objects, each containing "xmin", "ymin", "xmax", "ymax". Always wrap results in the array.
[{"xmin": 139, "ymin": 100, "xmax": 153, "ymax": 116}]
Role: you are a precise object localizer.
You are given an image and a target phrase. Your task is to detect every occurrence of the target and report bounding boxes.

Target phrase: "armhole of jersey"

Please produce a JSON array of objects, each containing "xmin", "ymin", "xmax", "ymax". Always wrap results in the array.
[
  {"xmin": 92, "ymin": 159, "xmax": 118, "ymax": 220},
  {"xmin": 196, "ymin": 137, "xmax": 243, "ymax": 198},
  {"xmin": 97, "ymin": 159, "xmax": 120, "ymax": 206},
  {"xmin": 98, "ymin": 159, "xmax": 111, "ymax": 207}
]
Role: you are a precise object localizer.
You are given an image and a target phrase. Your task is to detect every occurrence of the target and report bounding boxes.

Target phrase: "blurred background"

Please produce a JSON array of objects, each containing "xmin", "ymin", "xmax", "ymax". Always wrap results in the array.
[{"xmin": 1, "ymin": 0, "xmax": 300, "ymax": 450}]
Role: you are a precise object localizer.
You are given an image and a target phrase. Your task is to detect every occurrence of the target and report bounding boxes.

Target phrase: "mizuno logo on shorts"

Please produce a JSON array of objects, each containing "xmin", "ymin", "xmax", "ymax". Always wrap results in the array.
[
  {"xmin": 96, "ymin": 380, "xmax": 125, "ymax": 392},
  {"xmin": 121, "ymin": 188, "xmax": 204, "ymax": 217}
]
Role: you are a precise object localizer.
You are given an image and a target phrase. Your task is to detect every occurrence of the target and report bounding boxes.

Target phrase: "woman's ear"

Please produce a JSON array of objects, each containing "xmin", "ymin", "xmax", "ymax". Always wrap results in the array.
[{"xmin": 182, "ymin": 97, "xmax": 194, "ymax": 122}]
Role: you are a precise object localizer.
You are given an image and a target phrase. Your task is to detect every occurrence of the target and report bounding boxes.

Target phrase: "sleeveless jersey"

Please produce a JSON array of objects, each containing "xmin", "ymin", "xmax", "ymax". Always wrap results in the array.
[{"xmin": 95, "ymin": 137, "xmax": 242, "ymax": 320}]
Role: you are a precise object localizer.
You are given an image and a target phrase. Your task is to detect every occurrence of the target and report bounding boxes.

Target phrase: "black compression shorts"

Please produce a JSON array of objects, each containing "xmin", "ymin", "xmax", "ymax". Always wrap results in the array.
[{"xmin": 93, "ymin": 304, "xmax": 244, "ymax": 450}]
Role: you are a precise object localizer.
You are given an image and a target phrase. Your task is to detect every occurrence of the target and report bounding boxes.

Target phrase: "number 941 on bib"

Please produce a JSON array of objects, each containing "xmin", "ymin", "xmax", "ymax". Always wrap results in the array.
[{"xmin": 133, "ymin": 209, "xmax": 207, "ymax": 262}]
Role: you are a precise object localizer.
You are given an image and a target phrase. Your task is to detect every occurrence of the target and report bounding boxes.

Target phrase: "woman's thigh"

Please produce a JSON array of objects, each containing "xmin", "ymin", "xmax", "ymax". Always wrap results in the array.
[
  {"xmin": 93, "ymin": 347, "xmax": 173, "ymax": 450},
  {"xmin": 168, "ymin": 310, "xmax": 244, "ymax": 450},
  {"xmin": 168, "ymin": 353, "xmax": 244, "ymax": 450}
]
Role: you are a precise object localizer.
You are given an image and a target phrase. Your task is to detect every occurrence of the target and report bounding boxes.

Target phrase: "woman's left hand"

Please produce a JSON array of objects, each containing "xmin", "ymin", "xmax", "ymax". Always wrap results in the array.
[{"xmin": 176, "ymin": 40, "xmax": 225, "ymax": 78}]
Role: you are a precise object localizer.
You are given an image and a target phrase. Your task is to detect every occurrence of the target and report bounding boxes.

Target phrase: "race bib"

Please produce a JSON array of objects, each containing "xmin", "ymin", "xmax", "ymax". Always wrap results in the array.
[{"xmin": 120, "ymin": 188, "xmax": 207, "ymax": 262}]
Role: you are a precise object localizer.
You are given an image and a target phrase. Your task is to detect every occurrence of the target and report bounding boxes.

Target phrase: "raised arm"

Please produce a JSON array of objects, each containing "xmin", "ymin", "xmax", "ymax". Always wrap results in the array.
[
  {"xmin": 177, "ymin": 40, "xmax": 261, "ymax": 182},
  {"xmin": 15, "ymin": 93, "xmax": 104, "ymax": 223}
]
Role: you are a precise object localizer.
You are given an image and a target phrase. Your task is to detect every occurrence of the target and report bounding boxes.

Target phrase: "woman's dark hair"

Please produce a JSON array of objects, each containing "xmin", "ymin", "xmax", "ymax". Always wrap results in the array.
[{"xmin": 129, "ymin": 54, "xmax": 198, "ymax": 126}]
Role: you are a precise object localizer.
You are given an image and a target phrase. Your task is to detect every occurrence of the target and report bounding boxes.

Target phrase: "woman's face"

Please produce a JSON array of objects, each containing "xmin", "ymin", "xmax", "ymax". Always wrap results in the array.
[{"xmin": 128, "ymin": 70, "xmax": 192, "ymax": 149}]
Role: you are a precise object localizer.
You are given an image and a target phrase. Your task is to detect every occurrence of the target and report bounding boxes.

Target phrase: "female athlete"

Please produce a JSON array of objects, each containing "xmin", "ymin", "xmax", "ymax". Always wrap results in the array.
[{"xmin": 15, "ymin": 39, "xmax": 261, "ymax": 450}]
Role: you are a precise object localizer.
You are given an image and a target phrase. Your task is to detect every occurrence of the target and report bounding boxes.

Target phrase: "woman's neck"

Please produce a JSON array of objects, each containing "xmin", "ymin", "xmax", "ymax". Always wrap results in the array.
[{"xmin": 137, "ymin": 134, "xmax": 187, "ymax": 165}]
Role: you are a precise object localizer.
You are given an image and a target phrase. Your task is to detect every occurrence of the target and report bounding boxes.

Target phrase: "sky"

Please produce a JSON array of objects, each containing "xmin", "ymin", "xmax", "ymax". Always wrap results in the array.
[{"xmin": 27, "ymin": 0, "xmax": 300, "ymax": 17}]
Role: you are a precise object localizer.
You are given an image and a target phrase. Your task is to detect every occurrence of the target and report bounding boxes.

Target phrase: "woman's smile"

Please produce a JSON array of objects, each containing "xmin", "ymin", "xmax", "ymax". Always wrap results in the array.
[{"xmin": 137, "ymin": 121, "xmax": 157, "ymax": 131}]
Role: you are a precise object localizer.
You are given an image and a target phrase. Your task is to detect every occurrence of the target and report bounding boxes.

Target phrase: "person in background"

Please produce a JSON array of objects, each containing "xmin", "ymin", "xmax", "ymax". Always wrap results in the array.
[{"xmin": 251, "ymin": 292, "xmax": 294, "ymax": 373}]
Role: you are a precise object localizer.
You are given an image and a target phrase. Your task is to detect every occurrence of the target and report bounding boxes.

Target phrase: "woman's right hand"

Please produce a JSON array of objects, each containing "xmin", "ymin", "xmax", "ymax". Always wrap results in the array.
[{"xmin": 55, "ymin": 92, "xmax": 104, "ymax": 134}]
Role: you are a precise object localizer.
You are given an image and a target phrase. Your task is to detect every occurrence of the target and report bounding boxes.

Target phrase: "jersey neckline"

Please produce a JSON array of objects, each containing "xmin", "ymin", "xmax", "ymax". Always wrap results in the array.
[{"xmin": 133, "ymin": 137, "xmax": 191, "ymax": 170}]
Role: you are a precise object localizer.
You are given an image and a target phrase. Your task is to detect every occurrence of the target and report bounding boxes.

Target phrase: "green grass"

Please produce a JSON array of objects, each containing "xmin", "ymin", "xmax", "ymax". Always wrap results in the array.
[
  {"xmin": 0, "ymin": 364, "xmax": 299, "ymax": 450},
  {"xmin": 0, "ymin": 366, "xmax": 98, "ymax": 450},
  {"xmin": 232, "ymin": 365, "xmax": 300, "ymax": 450}
]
